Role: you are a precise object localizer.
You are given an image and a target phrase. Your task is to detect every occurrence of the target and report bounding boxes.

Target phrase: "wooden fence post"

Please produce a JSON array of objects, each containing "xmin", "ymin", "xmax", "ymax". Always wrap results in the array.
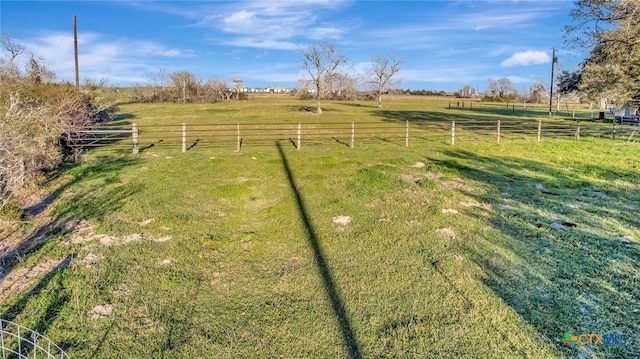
[
  {"xmin": 236, "ymin": 123, "xmax": 241, "ymax": 151},
  {"xmin": 132, "ymin": 123, "xmax": 139, "ymax": 154},
  {"xmin": 405, "ymin": 120, "xmax": 409, "ymax": 147},
  {"xmin": 613, "ymin": 121, "xmax": 617, "ymax": 140},
  {"xmin": 576, "ymin": 120, "xmax": 581, "ymax": 140},
  {"xmin": 451, "ymin": 121, "xmax": 456, "ymax": 145},
  {"xmin": 497, "ymin": 120, "xmax": 501, "ymax": 143},
  {"xmin": 351, "ymin": 122, "xmax": 355, "ymax": 148},
  {"xmin": 182, "ymin": 123, "xmax": 186, "ymax": 153},
  {"xmin": 537, "ymin": 119, "xmax": 542, "ymax": 143},
  {"xmin": 297, "ymin": 122, "xmax": 301, "ymax": 150}
]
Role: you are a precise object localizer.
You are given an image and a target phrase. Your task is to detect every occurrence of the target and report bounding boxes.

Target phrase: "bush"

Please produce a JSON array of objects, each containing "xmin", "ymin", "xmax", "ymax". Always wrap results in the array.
[{"xmin": 0, "ymin": 82, "xmax": 95, "ymax": 212}]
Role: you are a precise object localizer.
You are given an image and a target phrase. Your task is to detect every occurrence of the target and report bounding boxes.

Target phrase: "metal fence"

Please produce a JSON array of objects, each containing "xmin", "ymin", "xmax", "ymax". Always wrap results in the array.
[
  {"xmin": 447, "ymin": 100, "xmax": 617, "ymax": 120},
  {"xmin": 0, "ymin": 319, "xmax": 68, "ymax": 359},
  {"xmin": 66, "ymin": 119, "xmax": 639, "ymax": 154}
]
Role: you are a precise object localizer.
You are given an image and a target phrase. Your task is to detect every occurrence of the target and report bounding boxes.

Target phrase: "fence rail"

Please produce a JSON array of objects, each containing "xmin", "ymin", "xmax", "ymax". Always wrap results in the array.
[
  {"xmin": 448, "ymin": 100, "xmax": 609, "ymax": 119},
  {"xmin": 67, "ymin": 119, "xmax": 640, "ymax": 153}
]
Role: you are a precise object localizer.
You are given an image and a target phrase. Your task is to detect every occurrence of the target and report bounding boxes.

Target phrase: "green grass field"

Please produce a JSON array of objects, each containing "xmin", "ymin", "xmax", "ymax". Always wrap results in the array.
[{"xmin": 2, "ymin": 96, "xmax": 639, "ymax": 358}]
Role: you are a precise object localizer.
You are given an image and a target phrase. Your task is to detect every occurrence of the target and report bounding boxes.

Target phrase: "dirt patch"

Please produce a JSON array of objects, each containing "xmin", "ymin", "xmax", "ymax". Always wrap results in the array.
[
  {"xmin": 73, "ymin": 252, "xmax": 100, "ymax": 268},
  {"xmin": 63, "ymin": 220, "xmax": 171, "ymax": 247},
  {"xmin": 400, "ymin": 174, "xmax": 420, "ymax": 183},
  {"xmin": 436, "ymin": 228, "xmax": 456, "ymax": 239},
  {"xmin": 333, "ymin": 216, "xmax": 352, "ymax": 225},
  {"xmin": 89, "ymin": 304, "xmax": 113, "ymax": 319},
  {"xmin": 550, "ymin": 222, "xmax": 568, "ymax": 230},
  {"xmin": 459, "ymin": 201, "xmax": 486, "ymax": 208},
  {"xmin": 615, "ymin": 235, "xmax": 634, "ymax": 243},
  {"xmin": 0, "ymin": 258, "xmax": 66, "ymax": 301},
  {"xmin": 441, "ymin": 178, "xmax": 465, "ymax": 188},
  {"xmin": 139, "ymin": 218, "xmax": 154, "ymax": 227},
  {"xmin": 425, "ymin": 172, "xmax": 446, "ymax": 181}
]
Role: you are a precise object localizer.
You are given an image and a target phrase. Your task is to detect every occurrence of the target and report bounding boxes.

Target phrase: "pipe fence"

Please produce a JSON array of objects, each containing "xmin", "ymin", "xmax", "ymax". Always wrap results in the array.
[
  {"xmin": 448, "ymin": 100, "xmax": 608, "ymax": 120},
  {"xmin": 66, "ymin": 119, "xmax": 639, "ymax": 154}
]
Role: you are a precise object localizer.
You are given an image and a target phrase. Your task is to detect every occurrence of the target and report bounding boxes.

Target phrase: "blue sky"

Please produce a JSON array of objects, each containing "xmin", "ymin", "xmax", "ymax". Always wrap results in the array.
[{"xmin": 1, "ymin": 0, "xmax": 586, "ymax": 92}]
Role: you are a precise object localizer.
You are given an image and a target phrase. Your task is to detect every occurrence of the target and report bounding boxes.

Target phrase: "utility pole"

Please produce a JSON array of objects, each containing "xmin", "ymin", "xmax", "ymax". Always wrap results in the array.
[
  {"xmin": 74, "ymin": 15, "xmax": 80, "ymax": 91},
  {"xmin": 548, "ymin": 47, "xmax": 557, "ymax": 115}
]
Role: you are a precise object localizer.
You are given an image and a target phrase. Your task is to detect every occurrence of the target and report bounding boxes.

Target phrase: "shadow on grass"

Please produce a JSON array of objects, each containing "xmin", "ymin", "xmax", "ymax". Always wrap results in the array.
[
  {"xmin": 3, "ymin": 156, "xmax": 139, "ymax": 267},
  {"xmin": 425, "ymin": 149, "xmax": 640, "ymax": 357},
  {"xmin": 276, "ymin": 142, "xmax": 363, "ymax": 359},
  {"xmin": 0, "ymin": 155, "xmax": 140, "ymax": 338},
  {"xmin": 1, "ymin": 255, "xmax": 72, "ymax": 344}
]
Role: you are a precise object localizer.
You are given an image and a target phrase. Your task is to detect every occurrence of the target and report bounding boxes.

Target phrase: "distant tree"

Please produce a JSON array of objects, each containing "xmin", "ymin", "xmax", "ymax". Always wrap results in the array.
[
  {"xmin": 170, "ymin": 71, "xmax": 199, "ymax": 103},
  {"xmin": 527, "ymin": 79, "xmax": 548, "ymax": 104},
  {"xmin": 325, "ymin": 72, "xmax": 359, "ymax": 101},
  {"xmin": 204, "ymin": 77, "xmax": 232, "ymax": 102},
  {"xmin": 25, "ymin": 53, "xmax": 55, "ymax": 84},
  {"xmin": 0, "ymin": 35, "xmax": 25, "ymax": 82},
  {"xmin": 369, "ymin": 53, "xmax": 403, "ymax": 109},
  {"xmin": 486, "ymin": 79, "xmax": 499, "ymax": 98},
  {"xmin": 556, "ymin": 69, "xmax": 582, "ymax": 100},
  {"xmin": 496, "ymin": 78, "xmax": 518, "ymax": 99},
  {"xmin": 293, "ymin": 79, "xmax": 314, "ymax": 99},
  {"xmin": 299, "ymin": 42, "xmax": 347, "ymax": 114}
]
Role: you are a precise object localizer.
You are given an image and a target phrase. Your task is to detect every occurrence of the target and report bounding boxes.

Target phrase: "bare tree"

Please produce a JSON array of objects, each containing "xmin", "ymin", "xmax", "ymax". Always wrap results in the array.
[
  {"xmin": 496, "ymin": 78, "xmax": 518, "ymax": 99},
  {"xmin": 204, "ymin": 77, "xmax": 233, "ymax": 102},
  {"xmin": 325, "ymin": 72, "xmax": 359, "ymax": 100},
  {"xmin": 26, "ymin": 53, "xmax": 55, "ymax": 84},
  {"xmin": 0, "ymin": 35, "xmax": 26, "ymax": 82},
  {"xmin": 370, "ymin": 53, "xmax": 403, "ymax": 109},
  {"xmin": 486, "ymin": 79, "xmax": 499, "ymax": 98},
  {"xmin": 299, "ymin": 42, "xmax": 347, "ymax": 114},
  {"xmin": 528, "ymin": 79, "xmax": 548, "ymax": 104},
  {"xmin": 170, "ymin": 71, "xmax": 199, "ymax": 103}
]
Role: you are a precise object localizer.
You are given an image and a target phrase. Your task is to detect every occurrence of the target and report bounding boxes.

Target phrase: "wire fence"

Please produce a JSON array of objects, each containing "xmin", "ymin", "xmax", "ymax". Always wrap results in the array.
[
  {"xmin": 66, "ymin": 119, "xmax": 640, "ymax": 154},
  {"xmin": 0, "ymin": 319, "xmax": 68, "ymax": 359},
  {"xmin": 448, "ymin": 100, "xmax": 607, "ymax": 120}
]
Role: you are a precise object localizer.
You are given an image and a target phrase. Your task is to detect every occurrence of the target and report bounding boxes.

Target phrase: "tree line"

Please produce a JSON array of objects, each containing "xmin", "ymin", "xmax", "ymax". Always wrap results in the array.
[{"xmin": 128, "ymin": 42, "xmax": 404, "ymax": 114}]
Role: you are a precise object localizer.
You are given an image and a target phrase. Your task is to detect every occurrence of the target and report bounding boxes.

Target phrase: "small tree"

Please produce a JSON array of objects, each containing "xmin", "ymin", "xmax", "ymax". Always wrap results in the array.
[
  {"xmin": 299, "ymin": 42, "xmax": 347, "ymax": 114},
  {"xmin": 370, "ymin": 53, "xmax": 403, "ymax": 109},
  {"xmin": 496, "ymin": 78, "xmax": 518, "ymax": 100},
  {"xmin": 325, "ymin": 72, "xmax": 359, "ymax": 100},
  {"xmin": 528, "ymin": 79, "xmax": 548, "ymax": 104},
  {"xmin": 170, "ymin": 71, "xmax": 199, "ymax": 103},
  {"xmin": 0, "ymin": 35, "xmax": 25, "ymax": 82}
]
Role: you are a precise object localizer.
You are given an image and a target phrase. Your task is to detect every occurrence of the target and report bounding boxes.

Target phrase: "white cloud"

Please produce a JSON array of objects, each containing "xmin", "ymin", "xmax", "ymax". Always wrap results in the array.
[
  {"xmin": 501, "ymin": 50, "xmax": 551, "ymax": 67},
  {"xmin": 223, "ymin": 37, "xmax": 298, "ymax": 51},
  {"xmin": 18, "ymin": 32, "xmax": 194, "ymax": 85}
]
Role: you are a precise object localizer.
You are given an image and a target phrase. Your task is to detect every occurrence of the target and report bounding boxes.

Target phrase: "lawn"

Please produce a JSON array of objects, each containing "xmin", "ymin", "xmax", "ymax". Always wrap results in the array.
[{"xmin": 1, "ymin": 96, "xmax": 638, "ymax": 358}]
